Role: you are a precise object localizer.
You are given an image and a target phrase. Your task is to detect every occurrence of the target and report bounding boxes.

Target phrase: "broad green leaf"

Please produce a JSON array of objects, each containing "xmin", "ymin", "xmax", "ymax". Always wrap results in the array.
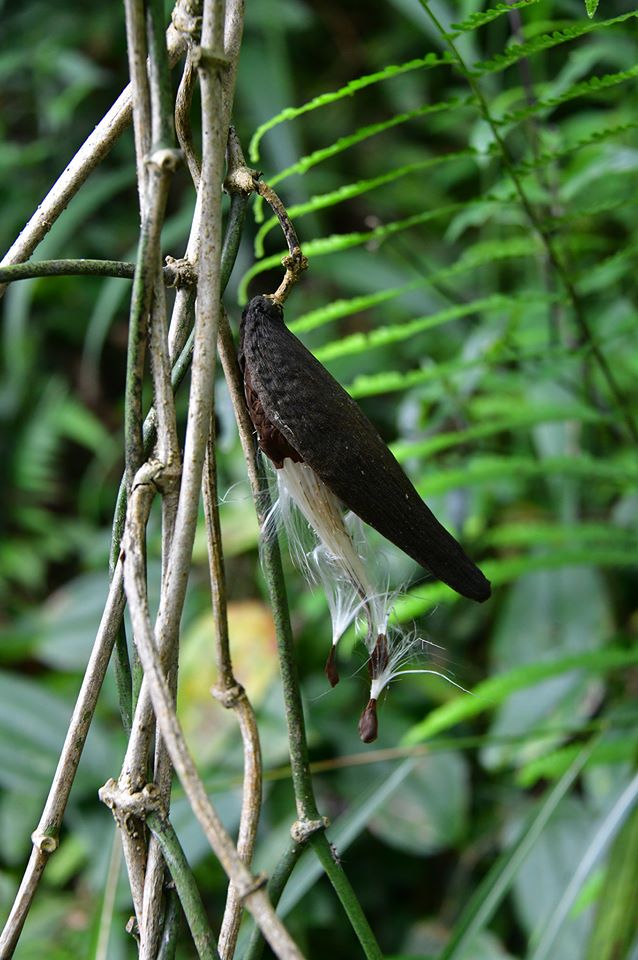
[
  {"xmin": 483, "ymin": 567, "xmax": 612, "ymax": 770},
  {"xmin": 0, "ymin": 670, "xmax": 118, "ymax": 792},
  {"xmin": 440, "ymin": 742, "xmax": 594, "ymax": 960},
  {"xmin": 368, "ymin": 752, "xmax": 468, "ymax": 855},
  {"xmin": 528, "ymin": 773, "xmax": 638, "ymax": 960}
]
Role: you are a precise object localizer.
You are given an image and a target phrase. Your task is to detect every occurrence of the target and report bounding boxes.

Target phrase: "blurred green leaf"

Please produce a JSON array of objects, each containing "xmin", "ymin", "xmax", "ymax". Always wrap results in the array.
[{"xmin": 368, "ymin": 752, "xmax": 468, "ymax": 854}]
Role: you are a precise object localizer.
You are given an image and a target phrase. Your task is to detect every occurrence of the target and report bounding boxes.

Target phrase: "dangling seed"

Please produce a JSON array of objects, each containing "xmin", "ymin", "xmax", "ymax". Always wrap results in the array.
[
  {"xmin": 358, "ymin": 698, "xmax": 378, "ymax": 743},
  {"xmin": 368, "ymin": 633, "xmax": 389, "ymax": 679},
  {"xmin": 324, "ymin": 646, "xmax": 340, "ymax": 687}
]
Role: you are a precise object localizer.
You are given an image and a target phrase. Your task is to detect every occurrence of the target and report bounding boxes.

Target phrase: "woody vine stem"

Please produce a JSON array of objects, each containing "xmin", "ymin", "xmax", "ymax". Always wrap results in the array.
[{"xmin": 0, "ymin": 1, "xmax": 382, "ymax": 958}]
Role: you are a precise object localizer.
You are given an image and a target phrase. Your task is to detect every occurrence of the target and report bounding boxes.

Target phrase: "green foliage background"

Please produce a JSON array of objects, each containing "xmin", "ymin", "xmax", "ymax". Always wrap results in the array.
[{"xmin": 1, "ymin": 1, "xmax": 637, "ymax": 958}]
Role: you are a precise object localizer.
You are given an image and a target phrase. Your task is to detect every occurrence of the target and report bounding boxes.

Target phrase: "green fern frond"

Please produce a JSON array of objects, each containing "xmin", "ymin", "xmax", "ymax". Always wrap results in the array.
[
  {"xmin": 248, "ymin": 52, "xmax": 455, "ymax": 162},
  {"xmin": 286, "ymin": 236, "xmax": 541, "ymax": 328},
  {"xmin": 498, "ymin": 65, "xmax": 638, "ymax": 126},
  {"xmin": 474, "ymin": 12, "xmax": 638, "ymax": 76},
  {"xmin": 483, "ymin": 522, "xmax": 637, "ymax": 551},
  {"xmin": 389, "ymin": 404, "xmax": 607, "ymax": 460},
  {"xmin": 254, "ymin": 149, "xmax": 481, "ymax": 256},
  {"xmin": 347, "ymin": 314, "xmax": 634, "ymax": 398},
  {"xmin": 344, "ymin": 300, "xmax": 621, "ymax": 401},
  {"xmin": 240, "ymin": 201, "xmax": 483, "ymax": 301},
  {"xmin": 514, "ymin": 120, "xmax": 638, "ymax": 175},
  {"xmin": 265, "ymin": 96, "xmax": 476, "ymax": 188},
  {"xmin": 549, "ymin": 195, "xmax": 638, "ymax": 228},
  {"xmin": 413, "ymin": 454, "xmax": 637, "ymax": 494},
  {"xmin": 346, "ymin": 359, "xmax": 485, "ymax": 399},
  {"xmin": 313, "ymin": 293, "xmax": 538, "ymax": 363},
  {"xmin": 291, "ymin": 279, "xmax": 433, "ymax": 334},
  {"xmin": 578, "ymin": 240, "xmax": 638, "ymax": 293},
  {"xmin": 518, "ymin": 740, "xmax": 635, "ymax": 787},
  {"xmin": 397, "ymin": 549, "xmax": 637, "ymax": 624},
  {"xmin": 403, "ymin": 647, "xmax": 638, "ymax": 745},
  {"xmin": 450, "ymin": 0, "xmax": 542, "ymax": 35}
]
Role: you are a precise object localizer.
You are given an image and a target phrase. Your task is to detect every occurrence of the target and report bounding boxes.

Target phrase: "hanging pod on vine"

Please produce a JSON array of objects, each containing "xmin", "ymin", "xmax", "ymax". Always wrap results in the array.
[{"xmin": 239, "ymin": 293, "xmax": 490, "ymax": 742}]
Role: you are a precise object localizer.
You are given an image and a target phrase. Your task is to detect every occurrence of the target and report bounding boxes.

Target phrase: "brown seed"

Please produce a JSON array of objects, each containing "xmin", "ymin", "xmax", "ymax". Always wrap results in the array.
[
  {"xmin": 358, "ymin": 698, "xmax": 378, "ymax": 743},
  {"xmin": 324, "ymin": 646, "xmax": 340, "ymax": 687}
]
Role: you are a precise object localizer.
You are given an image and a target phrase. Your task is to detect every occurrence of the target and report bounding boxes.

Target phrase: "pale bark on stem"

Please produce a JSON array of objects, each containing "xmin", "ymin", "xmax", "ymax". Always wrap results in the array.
[
  {"xmin": 121, "ymin": 0, "xmax": 185, "ymax": 940},
  {"xmin": 114, "ymin": 170, "xmax": 245, "ymax": 811},
  {"xmin": 0, "ymin": 259, "xmax": 191, "ymax": 284},
  {"xmin": 122, "ymin": 464, "xmax": 305, "ymax": 960},
  {"xmin": 118, "ymin": 48, "xmax": 183, "ymax": 939},
  {"xmin": 203, "ymin": 413, "xmax": 263, "ymax": 959},
  {"xmin": 0, "ymin": 565, "xmax": 126, "ymax": 957},
  {"xmin": 123, "ymin": 0, "xmax": 152, "ymax": 210},
  {"xmin": 151, "ymin": 0, "xmax": 232, "ymax": 681},
  {"xmin": 122, "ymin": 0, "xmax": 245, "ymax": 949},
  {"xmin": 176, "ymin": 53, "xmax": 201, "ymax": 187},
  {"xmin": 141, "ymin": 273, "xmax": 183, "ymax": 960}
]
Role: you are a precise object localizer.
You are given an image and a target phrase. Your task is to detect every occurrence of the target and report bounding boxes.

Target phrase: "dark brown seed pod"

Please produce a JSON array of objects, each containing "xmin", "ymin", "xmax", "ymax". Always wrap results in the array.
[{"xmin": 240, "ymin": 294, "xmax": 491, "ymax": 603}]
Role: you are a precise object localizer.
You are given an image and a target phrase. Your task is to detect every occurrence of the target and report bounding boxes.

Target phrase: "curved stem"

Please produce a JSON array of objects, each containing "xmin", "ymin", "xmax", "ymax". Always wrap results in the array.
[
  {"xmin": 217, "ymin": 313, "xmax": 382, "ymax": 960},
  {"xmin": 243, "ymin": 843, "xmax": 304, "ymax": 960},
  {"xmin": 122, "ymin": 464, "xmax": 305, "ymax": 960},
  {"xmin": 0, "ymin": 566, "xmax": 126, "ymax": 956},
  {"xmin": 146, "ymin": 810, "xmax": 221, "ymax": 960},
  {"xmin": 176, "ymin": 53, "xmax": 201, "ymax": 187},
  {"xmin": 204, "ymin": 410, "xmax": 263, "ymax": 958}
]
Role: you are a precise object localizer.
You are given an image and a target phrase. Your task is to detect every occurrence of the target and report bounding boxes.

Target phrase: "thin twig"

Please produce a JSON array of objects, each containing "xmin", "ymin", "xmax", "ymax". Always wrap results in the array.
[
  {"xmin": 0, "ymin": 259, "xmax": 193, "ymax": 284},
  {"xmin": 0, "ymin": 565, "xmax": 126, "ymax": 956},
  {"xmin": 121, "ymin": 462, "xmax": 305, "ymax": 960},
  {"xmin": 95, "ymin": 830, "xmax": 123, "ymax": 960},
  {"xmin": 157, "ymin": 886, "xmax": 181, "ymax": 960},
  {"xmin": 118, "ymin": 0, "xmax": 247, "ymax": 949},
  {"xmin": 112, "ymin": 187, "xmax": 247, "ymax": 834},
  {"xmin": 176, "ymin": 52, "xmax": 201, "ymax": 187},
  {"xmin": 203, "ymin": 410, "xmax": 263, "ymax": 959},
  {"xmin": 146, "ymin": 810, "xmax": 221, "ymax": 960},
  {"xmin": 253, "ymin": 180, "xmax": 308, "ymax": 304},
  {"xmin": 113, "ymin": 29, "xmax": 248, "ymax": 856},
  {"xmin": 217, "ymin": 312, "xmax": 383, "ymax": 960},
  {"xmin": 118, "ymin": 0, "xmax": 184, "ymax": 927},
  {"xmin": 124, "ymin": 149, "xmax": 181, "ymax": 489},
  {"xmin": 138, "ymin": 1, "xmax": 185, "ymax": 948},
  {"xmin": 243, "ymin": 844, "xmax": 304, "ymax": 960},
  {"xmin": 123, "ymin": 0, "xmax": 152, "ymax": 208}
]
